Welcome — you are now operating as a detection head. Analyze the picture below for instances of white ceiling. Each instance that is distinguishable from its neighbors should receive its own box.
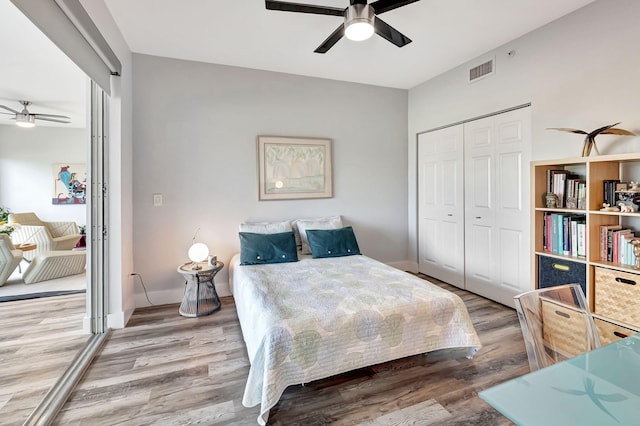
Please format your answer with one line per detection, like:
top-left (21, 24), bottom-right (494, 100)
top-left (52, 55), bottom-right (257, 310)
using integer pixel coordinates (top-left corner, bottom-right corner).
top-left (0, 0), bottom-right (596, 130)
top-left (0, 2), bottom-right (88, 128)
top-left (104, 0), bottom-right (595, 89)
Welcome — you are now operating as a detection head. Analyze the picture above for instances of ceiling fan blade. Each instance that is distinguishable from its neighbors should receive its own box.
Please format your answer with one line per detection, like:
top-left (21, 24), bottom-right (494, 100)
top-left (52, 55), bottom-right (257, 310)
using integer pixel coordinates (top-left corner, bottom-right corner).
top-left (374, 16), bottom-right (412, 47)
top-left (34, 113), bottom-right (72, 119)
top-left (369, 0), bottom-right (420, 14)
top-left (314, 24), bottom-right (345, 54)
top-left (0, 111), bottom-right (15, 116)
top-left (0, 105), bottom-right (19, 114)
top-left (36, 117), bottom-right (71, 124)
top-left (266, 1), bottom-right (344, 16)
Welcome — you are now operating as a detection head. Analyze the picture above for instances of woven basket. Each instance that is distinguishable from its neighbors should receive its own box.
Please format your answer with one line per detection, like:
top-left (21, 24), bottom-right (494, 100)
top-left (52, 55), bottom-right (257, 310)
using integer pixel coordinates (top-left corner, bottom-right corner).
top-left (594, 317), bottom-right (638, 345)
top-left (594, 267), bottom-right (640, 327)
top-left (541, 297), bottom-right (590, 358)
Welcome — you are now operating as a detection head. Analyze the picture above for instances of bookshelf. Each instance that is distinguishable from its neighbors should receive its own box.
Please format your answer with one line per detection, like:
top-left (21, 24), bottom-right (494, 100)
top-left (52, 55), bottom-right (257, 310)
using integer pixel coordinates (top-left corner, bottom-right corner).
top-left (532, 153), bottom-right (640, 343)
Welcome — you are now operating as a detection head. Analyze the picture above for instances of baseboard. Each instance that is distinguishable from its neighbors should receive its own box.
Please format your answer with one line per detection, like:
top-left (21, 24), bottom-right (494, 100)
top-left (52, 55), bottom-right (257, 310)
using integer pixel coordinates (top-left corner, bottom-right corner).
top-left (387, 260), bottom-right (416, 272)
top-left (134, 287), bottom-right (183, 308)
top-left (107, 309), bottom-right (131, 329)
top-left (83, 309), bottom-right (133, 331)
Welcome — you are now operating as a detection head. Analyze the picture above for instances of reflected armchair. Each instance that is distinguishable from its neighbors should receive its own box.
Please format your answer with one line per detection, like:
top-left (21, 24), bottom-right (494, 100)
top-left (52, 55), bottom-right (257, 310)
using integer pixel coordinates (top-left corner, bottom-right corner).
top-left (0, 234), bottom-right (22, 286)
top-left (8, 212), bottom-right (81, 261)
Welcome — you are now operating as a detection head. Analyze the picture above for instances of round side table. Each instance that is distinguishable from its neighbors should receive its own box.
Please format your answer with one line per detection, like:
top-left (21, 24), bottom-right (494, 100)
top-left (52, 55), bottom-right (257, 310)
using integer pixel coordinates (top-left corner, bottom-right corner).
top-left (176, 261), bottom-right (223, 317)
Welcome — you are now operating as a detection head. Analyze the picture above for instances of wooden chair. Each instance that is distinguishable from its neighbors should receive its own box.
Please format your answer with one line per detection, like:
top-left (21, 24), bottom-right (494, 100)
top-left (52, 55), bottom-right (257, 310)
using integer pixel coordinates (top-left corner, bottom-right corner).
top-left (514, 284), bottom-right (601, 372)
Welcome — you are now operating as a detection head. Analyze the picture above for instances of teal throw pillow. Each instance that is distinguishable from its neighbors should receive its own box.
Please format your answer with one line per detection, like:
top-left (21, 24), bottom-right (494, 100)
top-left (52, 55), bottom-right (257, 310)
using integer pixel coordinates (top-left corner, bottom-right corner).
top-left (306, 226), bottom-right (361, 258)
top-left (239, 231), bottom-right (298, 265)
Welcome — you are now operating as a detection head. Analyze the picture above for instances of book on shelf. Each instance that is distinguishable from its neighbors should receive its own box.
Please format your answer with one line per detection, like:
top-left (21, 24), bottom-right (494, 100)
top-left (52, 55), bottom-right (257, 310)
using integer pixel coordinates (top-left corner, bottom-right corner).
top-left (598, 224), bottom-right (638, 264)
top-left (566, 177), bottom-right (586, 209)
top-left (570, 219), bottom-right (578, 257)
top-left (576, 221), bottom-right (586, 258)
top-left (553, 171), bottom-right (568, 208)
top-left (545, 169), bottom-right (585, 209)
top-left (542, 212), bottom-right (585, 256)
top-left (603, 179), bottom-right (621, 207)
top-left (619, 231), bottom-right (635, 266)
top-left (563, 215), bottom-right (570, 255)
top-left (600, 224), bottom-right (622, 261)
top-left (625, 234), bottom-right (638, 266)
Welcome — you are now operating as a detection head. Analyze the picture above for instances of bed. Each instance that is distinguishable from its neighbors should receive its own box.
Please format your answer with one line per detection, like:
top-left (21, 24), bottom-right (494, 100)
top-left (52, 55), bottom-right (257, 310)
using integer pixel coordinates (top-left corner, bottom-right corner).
top-left (230, 226), bottom-right (481, 425)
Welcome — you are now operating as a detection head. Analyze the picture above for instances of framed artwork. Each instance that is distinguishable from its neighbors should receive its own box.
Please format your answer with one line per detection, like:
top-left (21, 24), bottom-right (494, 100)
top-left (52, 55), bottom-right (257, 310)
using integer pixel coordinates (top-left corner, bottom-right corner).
top-left (257, 135), bottom-right (333, 200)
top-left (53, 163), bottom-right (87, 205)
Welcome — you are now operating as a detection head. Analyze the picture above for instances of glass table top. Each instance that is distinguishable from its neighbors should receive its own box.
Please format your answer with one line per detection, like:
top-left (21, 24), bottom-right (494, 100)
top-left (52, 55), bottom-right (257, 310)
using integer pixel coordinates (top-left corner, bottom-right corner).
top-left (479, 333), bottom-right (640, 425)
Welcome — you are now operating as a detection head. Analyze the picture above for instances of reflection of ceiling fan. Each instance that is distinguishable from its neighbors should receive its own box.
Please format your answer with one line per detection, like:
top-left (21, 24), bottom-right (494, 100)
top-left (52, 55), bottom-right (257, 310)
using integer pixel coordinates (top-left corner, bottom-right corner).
top-left (0, 100), bottom-right (71, 128)
top-left (266, 0), bottom-right (420, 53)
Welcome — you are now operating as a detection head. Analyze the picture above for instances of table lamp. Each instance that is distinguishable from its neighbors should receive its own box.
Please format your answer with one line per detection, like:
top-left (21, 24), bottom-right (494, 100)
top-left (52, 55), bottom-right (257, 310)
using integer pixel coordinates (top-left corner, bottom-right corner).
top-left (188, 242), bottom-right (209, 270)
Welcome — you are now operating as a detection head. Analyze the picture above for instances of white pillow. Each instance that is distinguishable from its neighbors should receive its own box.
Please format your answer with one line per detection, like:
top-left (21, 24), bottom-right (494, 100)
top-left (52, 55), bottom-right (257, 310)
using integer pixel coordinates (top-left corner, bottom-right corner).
top-left (239, 220), bottom-right (292, 234)
top-left (294, 216), bottom-right (343, 254)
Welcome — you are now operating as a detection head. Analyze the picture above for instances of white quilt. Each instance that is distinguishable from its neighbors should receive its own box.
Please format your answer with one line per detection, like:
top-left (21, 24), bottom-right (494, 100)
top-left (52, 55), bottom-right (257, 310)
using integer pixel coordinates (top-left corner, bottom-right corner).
top-left (231, 254), bottom-right (481, 425)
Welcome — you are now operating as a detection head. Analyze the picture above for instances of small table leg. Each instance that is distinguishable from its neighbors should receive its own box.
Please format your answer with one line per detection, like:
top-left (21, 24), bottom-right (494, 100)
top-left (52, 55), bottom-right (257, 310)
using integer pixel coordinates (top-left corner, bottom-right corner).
top-left (179, 273), bottom-right (221, 317)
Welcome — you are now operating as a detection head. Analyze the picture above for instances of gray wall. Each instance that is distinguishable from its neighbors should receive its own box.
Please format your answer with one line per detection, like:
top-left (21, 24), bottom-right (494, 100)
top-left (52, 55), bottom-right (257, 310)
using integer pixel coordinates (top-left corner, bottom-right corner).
top-left (407, 0), bottom-right (640, 267)
top-left (0, 125), bottom-right (88, 226)
top-left (132, 54), bottom-right (408, 304)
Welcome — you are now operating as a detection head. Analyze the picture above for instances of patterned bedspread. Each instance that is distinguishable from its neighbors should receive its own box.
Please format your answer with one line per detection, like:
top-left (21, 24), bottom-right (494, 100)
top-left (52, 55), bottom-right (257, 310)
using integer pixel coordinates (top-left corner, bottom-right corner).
top-left (231, 255), bottom-right (481, 425)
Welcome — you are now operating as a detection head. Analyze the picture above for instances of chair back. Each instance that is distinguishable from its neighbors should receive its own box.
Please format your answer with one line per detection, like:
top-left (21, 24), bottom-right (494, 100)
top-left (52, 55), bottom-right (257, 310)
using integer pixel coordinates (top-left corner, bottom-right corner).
top-left (8, 212), bottom-right (44, 226)
top-left (514, 284), bottom-right (601, 372)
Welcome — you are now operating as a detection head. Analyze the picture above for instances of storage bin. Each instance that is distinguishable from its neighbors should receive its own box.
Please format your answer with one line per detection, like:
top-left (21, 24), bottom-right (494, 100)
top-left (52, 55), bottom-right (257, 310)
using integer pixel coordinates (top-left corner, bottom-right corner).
top-left (594, 267), bottom-right (640, 328)
top-left (594, 317), bottom-right (638, 345)
top-left (538, 255), bottom-right (586, 295)
top-left (541, 297), bottom-right (590, 357)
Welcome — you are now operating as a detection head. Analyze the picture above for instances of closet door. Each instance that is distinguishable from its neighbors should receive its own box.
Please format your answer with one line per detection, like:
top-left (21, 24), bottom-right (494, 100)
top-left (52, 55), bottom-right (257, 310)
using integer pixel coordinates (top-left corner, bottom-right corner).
top-left (418, 125), bottom-right (465, 288)
top-left (464, 108), bottom-right (531, 306)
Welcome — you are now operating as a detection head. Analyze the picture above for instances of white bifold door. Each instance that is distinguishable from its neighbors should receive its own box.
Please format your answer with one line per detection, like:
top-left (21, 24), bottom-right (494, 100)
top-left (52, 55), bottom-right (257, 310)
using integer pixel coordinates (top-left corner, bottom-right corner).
top-left (464, 108), bottom-right (531, 307)
top-left (417, 125), bottom-right (465, 288)
top-left (418, 107), bottom-right (531, 307)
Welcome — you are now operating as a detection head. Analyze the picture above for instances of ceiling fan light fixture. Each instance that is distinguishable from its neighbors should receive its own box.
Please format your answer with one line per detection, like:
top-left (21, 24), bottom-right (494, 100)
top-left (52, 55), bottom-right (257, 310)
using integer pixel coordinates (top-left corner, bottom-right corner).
top-left (15, 113), bottom-right (35, 128)
top-left (344, 4), bottom-right (374, 41)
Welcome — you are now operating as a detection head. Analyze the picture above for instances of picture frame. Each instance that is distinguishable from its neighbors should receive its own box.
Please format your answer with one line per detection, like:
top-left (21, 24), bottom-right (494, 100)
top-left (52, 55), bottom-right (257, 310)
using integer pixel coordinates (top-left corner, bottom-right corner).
top-left (52, 163), bottom-right (87, 205)
top-left (257, 135), bottom-right (333, 200)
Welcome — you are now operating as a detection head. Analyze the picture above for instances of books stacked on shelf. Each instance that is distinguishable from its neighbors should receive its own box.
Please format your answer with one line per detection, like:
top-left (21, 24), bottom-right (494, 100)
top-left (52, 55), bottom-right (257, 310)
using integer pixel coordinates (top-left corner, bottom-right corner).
top-left (566, 176), bottom-right (586, 210)
top-left (603, 179), bottom-right (621, 207)
top-left (542, 212), bottom-right (586, 257)
top-left (546, 169), bottom-right (585, 209)
top-left (599, 225), bottom-right (637, 266)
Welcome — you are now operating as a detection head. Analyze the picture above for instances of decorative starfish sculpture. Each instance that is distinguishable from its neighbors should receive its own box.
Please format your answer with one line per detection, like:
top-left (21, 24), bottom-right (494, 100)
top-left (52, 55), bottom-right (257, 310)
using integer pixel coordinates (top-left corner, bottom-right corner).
top-left (548, 122), bottom-right (636, 157)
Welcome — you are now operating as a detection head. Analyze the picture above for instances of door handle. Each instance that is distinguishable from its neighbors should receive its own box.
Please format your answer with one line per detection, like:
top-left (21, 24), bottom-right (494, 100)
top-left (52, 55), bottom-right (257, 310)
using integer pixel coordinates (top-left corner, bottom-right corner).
top-left (475, 216), bottom-right (482, 219)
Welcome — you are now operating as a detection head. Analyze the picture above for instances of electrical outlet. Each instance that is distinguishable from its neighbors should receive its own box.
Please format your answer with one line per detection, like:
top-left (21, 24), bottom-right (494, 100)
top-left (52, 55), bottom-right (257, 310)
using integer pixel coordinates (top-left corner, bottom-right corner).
top-left (153, 193), bottom-right (163, 207)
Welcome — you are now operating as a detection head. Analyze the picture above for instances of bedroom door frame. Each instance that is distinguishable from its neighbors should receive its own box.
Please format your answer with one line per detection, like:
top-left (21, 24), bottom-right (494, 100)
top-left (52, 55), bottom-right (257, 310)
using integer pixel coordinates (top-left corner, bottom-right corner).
top-left (89, 80), bottom-right (109, 334)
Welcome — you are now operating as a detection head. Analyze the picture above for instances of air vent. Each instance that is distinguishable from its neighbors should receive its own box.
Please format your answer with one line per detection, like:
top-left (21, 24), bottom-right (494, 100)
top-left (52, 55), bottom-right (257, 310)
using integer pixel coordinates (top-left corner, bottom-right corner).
top-left (469, 59), bottom-right (494, 82)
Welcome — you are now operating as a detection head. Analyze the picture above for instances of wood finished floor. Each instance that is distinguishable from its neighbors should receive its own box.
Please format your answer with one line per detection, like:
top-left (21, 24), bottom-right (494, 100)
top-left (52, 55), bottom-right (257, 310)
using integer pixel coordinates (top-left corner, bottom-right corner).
top-left (0, 293), bottom-right (88, 423)
top-left (30, 277), bottom-right (528, 425)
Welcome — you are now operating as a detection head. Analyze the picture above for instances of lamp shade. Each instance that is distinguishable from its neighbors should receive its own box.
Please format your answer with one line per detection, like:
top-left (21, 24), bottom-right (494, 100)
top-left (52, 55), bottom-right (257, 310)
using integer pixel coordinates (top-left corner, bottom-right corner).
top-left (16, 114), bottom-right (36, 128)
top-left (344, 4), bottom-right (374, 41)
top-left (188, 242), bottom-right (209, 263)
top-left (345, 22), bottom-right (374, 41)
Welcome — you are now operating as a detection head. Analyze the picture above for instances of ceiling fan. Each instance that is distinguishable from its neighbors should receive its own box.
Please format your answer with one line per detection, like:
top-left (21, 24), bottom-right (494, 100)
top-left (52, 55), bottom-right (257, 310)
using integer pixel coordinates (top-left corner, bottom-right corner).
top-left (265, 0), bottom-right (420, 53)
top-left (0, 100), bottom-right (71, 128)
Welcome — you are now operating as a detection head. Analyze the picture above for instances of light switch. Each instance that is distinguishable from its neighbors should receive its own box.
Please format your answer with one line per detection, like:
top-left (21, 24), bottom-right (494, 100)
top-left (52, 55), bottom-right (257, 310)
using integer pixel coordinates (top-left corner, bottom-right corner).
top-left (153, 193), bottom-right (163, 207)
